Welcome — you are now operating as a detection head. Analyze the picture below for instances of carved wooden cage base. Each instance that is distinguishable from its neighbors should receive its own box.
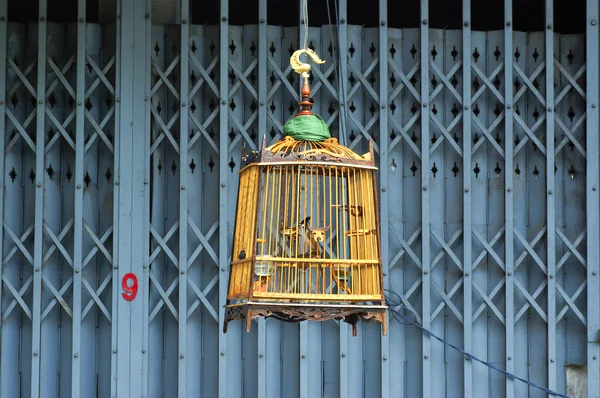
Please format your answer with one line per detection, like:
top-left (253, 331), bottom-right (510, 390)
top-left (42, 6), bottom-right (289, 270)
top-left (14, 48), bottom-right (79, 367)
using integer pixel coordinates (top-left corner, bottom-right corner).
top-left (224, 302), bottom-right (388, 336)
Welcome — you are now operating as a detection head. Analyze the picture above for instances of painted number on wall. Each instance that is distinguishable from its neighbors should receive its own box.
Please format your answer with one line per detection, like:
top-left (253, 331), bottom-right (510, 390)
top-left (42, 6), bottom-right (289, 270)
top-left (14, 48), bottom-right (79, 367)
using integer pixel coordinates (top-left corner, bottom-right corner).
top-left (122, 273), bottom-right (138, 301)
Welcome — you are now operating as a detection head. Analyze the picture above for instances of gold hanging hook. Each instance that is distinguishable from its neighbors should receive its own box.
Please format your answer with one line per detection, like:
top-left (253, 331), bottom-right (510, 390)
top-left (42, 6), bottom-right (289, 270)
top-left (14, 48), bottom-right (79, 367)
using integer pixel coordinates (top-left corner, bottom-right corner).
top-left (290, 48), bottom-right (326, 84)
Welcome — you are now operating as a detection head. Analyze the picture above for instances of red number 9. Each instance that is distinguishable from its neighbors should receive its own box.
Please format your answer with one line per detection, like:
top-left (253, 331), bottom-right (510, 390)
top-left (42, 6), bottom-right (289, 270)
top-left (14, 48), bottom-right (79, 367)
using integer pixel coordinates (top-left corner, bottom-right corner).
top-left (122, 273), bottom-right (138, 301)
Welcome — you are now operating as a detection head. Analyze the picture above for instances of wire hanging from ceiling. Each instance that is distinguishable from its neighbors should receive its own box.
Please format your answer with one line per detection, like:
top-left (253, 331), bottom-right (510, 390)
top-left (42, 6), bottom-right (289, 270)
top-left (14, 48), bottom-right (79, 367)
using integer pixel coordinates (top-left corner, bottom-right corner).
top-left (301, 0), bottom-right (309, 50)
top-left (324, 0), bottom-right (348, 146)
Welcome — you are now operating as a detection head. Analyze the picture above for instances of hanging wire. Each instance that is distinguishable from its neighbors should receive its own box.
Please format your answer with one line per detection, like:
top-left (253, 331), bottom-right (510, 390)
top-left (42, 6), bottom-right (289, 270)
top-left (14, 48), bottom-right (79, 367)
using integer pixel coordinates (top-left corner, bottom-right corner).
top-left (325, 0), bottom-right (348, 146)
top-left (301, 0), bottom-right (309, 50)
top-left (384, 288), bottom-right (570, 398)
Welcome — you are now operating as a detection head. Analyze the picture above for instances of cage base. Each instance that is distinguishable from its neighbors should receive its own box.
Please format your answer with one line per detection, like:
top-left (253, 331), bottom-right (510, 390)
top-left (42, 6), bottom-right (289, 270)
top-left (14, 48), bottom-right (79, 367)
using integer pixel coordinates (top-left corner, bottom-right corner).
top-left (224, 301), bottom-right (387, 336)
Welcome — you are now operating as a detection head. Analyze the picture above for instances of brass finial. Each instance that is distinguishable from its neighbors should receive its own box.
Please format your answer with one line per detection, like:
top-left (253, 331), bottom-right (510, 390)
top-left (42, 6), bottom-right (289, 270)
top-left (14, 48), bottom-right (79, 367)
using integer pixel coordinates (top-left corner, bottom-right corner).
top-left (290, 48), bottom-right (325, 116)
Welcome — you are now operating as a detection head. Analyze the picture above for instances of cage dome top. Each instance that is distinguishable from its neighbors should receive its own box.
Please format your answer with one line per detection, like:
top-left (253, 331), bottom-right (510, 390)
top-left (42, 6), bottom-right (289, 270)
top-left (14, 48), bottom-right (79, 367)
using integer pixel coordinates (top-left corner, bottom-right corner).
top-left (241, 47), bottom-right (376, 170)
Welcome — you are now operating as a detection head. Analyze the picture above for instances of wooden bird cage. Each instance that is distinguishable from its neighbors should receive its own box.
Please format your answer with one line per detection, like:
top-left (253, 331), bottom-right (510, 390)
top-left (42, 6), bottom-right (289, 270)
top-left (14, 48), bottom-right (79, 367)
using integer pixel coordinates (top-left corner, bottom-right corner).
top-left (223, 135), bottom-right (387, 336)
top-left (223, 49), bottom-right (387, 336)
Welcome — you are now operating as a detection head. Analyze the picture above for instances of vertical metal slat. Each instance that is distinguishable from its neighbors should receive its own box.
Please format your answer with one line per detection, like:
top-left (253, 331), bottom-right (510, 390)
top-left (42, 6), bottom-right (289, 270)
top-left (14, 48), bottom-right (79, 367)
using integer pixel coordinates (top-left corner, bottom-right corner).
top-left (0, 4), bottom-right (7, 375)
top-left (586, 0), bottom-right (600, 396)
top-left (420, 1), bottom-right (431, 397)
top-left (31, 2), bottom-right (48, 396)
top-left (462, 2), bottom-right (473, 397)
top-left (503, 1), bottom-right (515, 397)
top-left (378, 1), bottom-right (390, 397)
top-left (257, 0), bottom-right (267, 389)
top-left (131, 0), bottom-right (150, 395)
top-left (111, 1), bottom-right (123, 396)
top-left (219, 1), bottom-right (229, 397)
top-left (337, 1), bottom-right (350, 396)
top-left (179, 2), bottom-right (190, 396)
top-left (544, 0), bottom-right (557, 392)
top-left (71, 0), bottom-right (87, 395)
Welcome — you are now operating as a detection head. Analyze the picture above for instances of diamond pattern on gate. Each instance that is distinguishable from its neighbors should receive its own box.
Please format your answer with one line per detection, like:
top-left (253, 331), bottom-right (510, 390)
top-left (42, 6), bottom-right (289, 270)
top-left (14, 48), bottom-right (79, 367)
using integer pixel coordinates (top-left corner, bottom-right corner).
top-left (553, 41), bottom-right (587, 326)
top-left (39, 43), bottom-right (78, 321)
top-left (386, 32), bottom-right (423, 322)
top-left (186, 30), bottom-right (221, 322)
top-left (470, 44), bottom-right (506, 159)
top-left (427, 35), bottom-right (465, 324)
top-left (428, 40), bottom-right (463, 158)
top-left (149, 28), bottom-right (220, 323)
top-left (2, 43), bottom-right (38, 323)
top-left (266, 36), bottom-right (298, 143)
top-left (80, 40), bottom-right (116, 323)
top-left (387, 41), bottom-right (422, 157)
top-left (512, 44), bottom-right (547, 156)
top-left (469, 38), bottom-right (508, 326)
top-left (346, 39), bottom-right (380, 153)
top-left (227, 32), bottom-right (259, 153)
top-left (149, 30), bottom-right (184, 323)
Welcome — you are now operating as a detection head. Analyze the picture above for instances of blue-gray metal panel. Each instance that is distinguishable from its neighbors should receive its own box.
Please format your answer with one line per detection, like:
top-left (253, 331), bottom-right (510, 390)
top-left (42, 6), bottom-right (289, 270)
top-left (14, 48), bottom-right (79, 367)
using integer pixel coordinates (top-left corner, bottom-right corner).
top-left (503, 1), bottom-right (515, 396)
top-left (524, 29), bottom-right (548, 397)
top-left (257, 1), bottom-right (267, 393)
top-left (385, 24), bottom-right (405, 398)
top-left (484, 29), bottom-right (507, 398)
top-left (586, 1), bottom-right (600, 397)
top-left (114, 0), bottom-right (143, 395)
top-left (180, 3), bottom-right (190, 396)
top-left (553, 29), bottom-right (567, 392)
top-left (165, 24), bottom-right (182, 397)
top-left (428, 27), bottom-right (445, 398)
top-left (557, 31), bottom-right (587, 387)
top-left (32, 2), bottom-right (48, 397)
top-left (545, 3), bottom-right (557, 391)
top-left (77, 22), bottom-right (105, 398)
top-left (200, 24), bottom-right (221, 398)
top-left (0, 19), bottom-right (27, 398)
top-left (44, 22), bottom-right (68, 398)
top-left (186, 23), bottom-right (207, 398)
top-left (97, 22), bottom-right (116, 398)
top-left (469, 28), bottom-right (489, 396)
top-left (0, 2), bottom-right (7, 394)
top-left (397, 27), bottom-right (422, 398)
top-left (512, 29), bottom-right (530, 398)
top-left (420, 1), bottom-right (431, 396)
top-left (110, 3), bottom-right (122, 396)
top-left (462, 3), bottom-right (473, 396)
top-left (218, 2), bottom-right (229, 397)
top-left (443, 28), bottom-right (466, 397)
top-left (131, 1), bottom-right (150, 395)
top-left (46, 21), bottom-right (70, 398)
top-left (71, 2), bottom-right (87, 396)
top-left (147, 24), bottom-right (166, 397)
top-left (378, 2), bottom-right (390, 397)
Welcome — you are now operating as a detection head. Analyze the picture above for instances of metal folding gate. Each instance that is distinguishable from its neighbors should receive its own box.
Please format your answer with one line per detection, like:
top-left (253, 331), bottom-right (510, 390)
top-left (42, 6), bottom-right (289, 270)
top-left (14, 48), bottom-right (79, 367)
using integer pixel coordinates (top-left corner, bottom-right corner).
top-left (0, 0), bottom-right (599, 397)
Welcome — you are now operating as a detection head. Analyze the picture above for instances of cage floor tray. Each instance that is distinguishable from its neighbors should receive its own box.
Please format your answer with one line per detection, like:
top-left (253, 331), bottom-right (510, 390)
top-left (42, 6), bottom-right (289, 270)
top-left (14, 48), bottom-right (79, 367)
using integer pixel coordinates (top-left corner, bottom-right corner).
top-left (224, 301), bottom-right (387, 336)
